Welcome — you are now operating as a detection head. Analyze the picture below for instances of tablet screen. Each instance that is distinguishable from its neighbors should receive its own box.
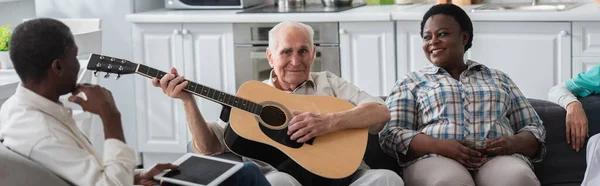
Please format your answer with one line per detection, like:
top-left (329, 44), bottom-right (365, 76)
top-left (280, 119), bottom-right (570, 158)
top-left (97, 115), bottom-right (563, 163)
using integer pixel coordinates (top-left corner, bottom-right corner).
top-left (162, 156), bottom-right (236, 185)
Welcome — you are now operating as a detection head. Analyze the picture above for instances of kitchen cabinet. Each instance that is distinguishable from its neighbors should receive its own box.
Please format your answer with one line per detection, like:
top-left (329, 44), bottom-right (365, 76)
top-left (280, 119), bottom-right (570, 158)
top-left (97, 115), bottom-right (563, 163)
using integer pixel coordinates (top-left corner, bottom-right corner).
top-left (467, 22), bottom-right (571, 100)
top-left (573, 22), bottom-right (600, 76)
top-left (131, 23), bottom-right (234, 167)
top-left (339, 21), bottom-right (397, 97)
top-left (573, 22), bottom-right (600, 57)
top-left (396, 21), bottom-right (571, 100)
top-left (573, 57), bottom-right (600, 76)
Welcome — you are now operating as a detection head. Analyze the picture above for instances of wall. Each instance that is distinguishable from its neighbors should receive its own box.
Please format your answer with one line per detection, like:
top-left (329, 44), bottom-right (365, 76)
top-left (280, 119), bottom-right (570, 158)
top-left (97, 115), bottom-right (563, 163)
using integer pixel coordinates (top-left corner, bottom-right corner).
top-left (0, 0), bottom-right (36, 28)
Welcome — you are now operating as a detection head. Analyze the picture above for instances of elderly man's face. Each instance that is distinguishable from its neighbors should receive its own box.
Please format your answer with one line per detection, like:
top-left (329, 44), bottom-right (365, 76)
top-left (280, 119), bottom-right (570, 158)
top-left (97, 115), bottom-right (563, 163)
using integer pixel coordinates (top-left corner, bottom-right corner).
top-left (267, 26), bottom-right (315, 88)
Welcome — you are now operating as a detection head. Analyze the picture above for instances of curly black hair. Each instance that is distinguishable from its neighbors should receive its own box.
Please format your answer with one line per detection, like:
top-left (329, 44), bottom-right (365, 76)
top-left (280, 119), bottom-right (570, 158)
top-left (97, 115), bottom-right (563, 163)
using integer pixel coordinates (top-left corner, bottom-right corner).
top-left (420, 3), bottom-right (473, 52)
top-left (9, 18), bottom-right (74, 84)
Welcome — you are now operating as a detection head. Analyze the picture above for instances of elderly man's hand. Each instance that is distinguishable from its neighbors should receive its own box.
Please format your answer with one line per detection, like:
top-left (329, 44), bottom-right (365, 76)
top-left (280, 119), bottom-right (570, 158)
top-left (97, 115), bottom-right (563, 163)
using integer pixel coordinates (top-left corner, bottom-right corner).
top-left (287, 111), bottom-right (335, 143)
top-left (151, 67), bottom-right (194, 103)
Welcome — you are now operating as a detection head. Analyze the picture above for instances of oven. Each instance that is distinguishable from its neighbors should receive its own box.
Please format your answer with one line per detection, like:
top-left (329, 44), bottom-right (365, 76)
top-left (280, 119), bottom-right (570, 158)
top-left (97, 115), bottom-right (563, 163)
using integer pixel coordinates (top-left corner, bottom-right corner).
top-left (233, 22), bottom-right (341, 90)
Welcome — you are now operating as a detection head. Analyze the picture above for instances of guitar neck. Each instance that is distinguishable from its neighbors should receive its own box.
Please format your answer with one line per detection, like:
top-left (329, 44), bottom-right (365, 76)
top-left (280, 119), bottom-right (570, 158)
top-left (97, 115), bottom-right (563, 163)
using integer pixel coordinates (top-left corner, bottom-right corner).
top-left (135, 64), bottom-right (262, 115)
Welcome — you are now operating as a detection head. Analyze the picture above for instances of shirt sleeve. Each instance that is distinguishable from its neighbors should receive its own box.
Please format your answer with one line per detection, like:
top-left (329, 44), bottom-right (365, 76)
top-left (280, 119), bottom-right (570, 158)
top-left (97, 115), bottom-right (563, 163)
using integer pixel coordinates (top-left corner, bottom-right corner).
top-left (325, 71), bottom-right (385, 106)
top-left (548, 82), bottom-right (580, 109)
top-left (502, 72), bottom-right (547, 163)
top-left (378, 76), bottom-right (420, 158)
top-left (29, 137), bottom-right (136, 186)
top-left (566, 63), bottom-right (600, 97)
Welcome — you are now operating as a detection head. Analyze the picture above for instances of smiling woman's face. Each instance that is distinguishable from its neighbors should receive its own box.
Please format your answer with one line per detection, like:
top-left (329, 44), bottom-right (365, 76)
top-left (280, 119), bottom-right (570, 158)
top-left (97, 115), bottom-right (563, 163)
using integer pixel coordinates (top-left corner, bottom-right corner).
top-left (421, 14), bottom-right (469, 68)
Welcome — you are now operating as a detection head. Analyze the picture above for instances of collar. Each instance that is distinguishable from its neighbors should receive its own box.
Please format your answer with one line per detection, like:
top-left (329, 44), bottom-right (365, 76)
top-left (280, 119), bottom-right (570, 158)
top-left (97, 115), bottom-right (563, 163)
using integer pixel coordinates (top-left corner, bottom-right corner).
top-left (267, 70), bottom-right (315, 91)
top-left (14, 84), bottom-right (73, 123)
top-left (422, 59), bottom-right (488, 75)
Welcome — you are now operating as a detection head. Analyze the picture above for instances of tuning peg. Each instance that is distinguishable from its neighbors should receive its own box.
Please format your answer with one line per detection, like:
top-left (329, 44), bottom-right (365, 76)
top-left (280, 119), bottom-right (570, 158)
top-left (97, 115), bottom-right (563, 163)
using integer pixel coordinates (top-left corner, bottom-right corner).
top-left (104, 73), bottom-right (110, 79)
top-left (115, 74), bottom-right (121, 80)
top-left (93, 70), bottom-right (99, 77)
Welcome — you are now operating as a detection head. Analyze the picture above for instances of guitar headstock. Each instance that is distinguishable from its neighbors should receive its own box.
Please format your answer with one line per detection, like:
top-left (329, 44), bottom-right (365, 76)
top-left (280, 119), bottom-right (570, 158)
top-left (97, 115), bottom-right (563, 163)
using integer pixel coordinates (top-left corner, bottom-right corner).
top-left (87, 53), bottom-right (138, 79)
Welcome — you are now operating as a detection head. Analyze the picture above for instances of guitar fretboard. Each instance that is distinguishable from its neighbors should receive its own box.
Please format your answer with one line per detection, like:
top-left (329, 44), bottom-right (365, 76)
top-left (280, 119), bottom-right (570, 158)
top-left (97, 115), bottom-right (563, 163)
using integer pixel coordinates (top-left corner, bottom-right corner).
top-left (136, 64), bottom-right (262, 115)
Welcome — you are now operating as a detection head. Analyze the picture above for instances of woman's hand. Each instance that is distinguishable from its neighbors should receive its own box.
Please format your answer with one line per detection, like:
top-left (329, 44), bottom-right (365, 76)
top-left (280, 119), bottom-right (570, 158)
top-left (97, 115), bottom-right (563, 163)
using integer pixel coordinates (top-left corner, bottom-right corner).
top-left (566, 101), bottom-right (588, 152)
top-left (435, 139), bottom-right (486, 169)
top-left (485, 136), bottom-right (516, 155)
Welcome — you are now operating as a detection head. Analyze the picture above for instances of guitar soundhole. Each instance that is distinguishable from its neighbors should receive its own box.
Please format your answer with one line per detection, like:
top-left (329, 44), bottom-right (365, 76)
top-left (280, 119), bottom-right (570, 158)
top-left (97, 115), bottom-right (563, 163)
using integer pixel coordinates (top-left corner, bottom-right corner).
top-left (259, 106), bottom-right (287, 127)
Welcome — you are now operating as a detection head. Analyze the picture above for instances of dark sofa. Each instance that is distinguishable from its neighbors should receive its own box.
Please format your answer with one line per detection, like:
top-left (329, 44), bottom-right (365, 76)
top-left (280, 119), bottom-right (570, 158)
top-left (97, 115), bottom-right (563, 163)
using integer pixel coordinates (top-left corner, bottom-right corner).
top-left (182, 95), bottom-right (600, 185)
top-left (364, 95), bottom-right (600, 186)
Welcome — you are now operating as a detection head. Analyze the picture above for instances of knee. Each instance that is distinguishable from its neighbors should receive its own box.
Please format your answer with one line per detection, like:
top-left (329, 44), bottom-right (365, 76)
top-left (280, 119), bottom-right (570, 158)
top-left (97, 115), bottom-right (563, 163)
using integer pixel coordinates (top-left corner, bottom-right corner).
top-left (368, 170), bottom-right (404, 186)
top-left (588, 134), bottom-right (600, 151)
top-left (265, 172), bottom-right (300, 186)
top-left (430, 171), bottom-right (474, 186)
top-left (479, 162), bottom-right (539, 186)
top-left (502, 165), bottom-right (539, 186)
top-left (409, 168), bottom-right (473, 186)
top-left (242, 162), bottom-right (261, 171)
top-left (239, 162), bottom-right (262, 176)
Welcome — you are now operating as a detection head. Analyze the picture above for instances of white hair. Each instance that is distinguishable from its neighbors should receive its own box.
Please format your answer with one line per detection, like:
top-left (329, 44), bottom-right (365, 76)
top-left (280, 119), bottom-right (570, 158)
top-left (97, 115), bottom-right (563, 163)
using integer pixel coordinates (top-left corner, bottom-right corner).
top-left (268, 21), bottom-right (314, 51)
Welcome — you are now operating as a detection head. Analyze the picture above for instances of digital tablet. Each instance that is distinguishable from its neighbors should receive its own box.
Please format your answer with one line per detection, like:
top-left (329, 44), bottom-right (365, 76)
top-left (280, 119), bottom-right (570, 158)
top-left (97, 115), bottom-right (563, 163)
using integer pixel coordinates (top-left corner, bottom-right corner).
top-left (154, 153), bottom-right (244, 186)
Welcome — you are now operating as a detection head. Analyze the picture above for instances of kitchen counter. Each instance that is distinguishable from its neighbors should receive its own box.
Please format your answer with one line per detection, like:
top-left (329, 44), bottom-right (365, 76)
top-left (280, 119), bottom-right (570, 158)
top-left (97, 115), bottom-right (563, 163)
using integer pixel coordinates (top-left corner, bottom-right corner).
top-left (127, 3), bottom-right (600, 23)
top-left (126, 4), bottom-right (416, 23)
top-left (391, 3), bottom-right (600, 21)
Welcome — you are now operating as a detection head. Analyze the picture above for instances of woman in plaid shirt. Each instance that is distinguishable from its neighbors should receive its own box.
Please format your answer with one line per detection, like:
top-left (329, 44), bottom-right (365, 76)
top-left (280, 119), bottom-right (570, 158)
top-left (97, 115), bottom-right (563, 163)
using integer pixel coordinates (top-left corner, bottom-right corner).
top-left (379, 4), bottom-right (546, 186)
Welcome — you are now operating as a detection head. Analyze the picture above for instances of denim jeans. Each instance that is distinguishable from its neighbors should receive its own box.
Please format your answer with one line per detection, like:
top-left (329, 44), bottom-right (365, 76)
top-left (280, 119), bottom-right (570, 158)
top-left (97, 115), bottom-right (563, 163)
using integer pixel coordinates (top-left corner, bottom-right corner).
top-left (219, 162), bottom-right (271, 186)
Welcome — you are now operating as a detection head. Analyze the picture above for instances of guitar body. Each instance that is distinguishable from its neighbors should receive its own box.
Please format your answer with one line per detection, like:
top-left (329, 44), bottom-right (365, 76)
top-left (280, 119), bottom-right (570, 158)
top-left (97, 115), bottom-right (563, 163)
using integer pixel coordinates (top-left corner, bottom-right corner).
top-left (223, 81), bottom-right (368, 180)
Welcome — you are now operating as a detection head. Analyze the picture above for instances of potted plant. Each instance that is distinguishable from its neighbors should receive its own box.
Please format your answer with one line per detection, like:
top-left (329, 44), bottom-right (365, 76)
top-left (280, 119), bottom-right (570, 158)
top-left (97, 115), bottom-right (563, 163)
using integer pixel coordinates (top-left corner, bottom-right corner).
top-left (0, 24), bottom-right (12, 69)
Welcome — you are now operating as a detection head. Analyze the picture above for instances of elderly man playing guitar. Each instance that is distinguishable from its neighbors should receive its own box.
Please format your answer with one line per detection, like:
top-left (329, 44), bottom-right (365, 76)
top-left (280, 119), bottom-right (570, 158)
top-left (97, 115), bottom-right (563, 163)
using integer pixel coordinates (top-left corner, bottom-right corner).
top-left (152, 21), bottom-right (404, 186)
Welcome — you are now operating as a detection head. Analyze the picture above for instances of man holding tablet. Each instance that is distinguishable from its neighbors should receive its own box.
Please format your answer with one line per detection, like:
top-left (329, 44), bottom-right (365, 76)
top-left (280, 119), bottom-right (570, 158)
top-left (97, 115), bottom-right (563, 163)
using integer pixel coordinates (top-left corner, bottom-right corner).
top-left (156, 153), bottom-right (271, 186)
top-left (0, 18), bottom-right (270, 186)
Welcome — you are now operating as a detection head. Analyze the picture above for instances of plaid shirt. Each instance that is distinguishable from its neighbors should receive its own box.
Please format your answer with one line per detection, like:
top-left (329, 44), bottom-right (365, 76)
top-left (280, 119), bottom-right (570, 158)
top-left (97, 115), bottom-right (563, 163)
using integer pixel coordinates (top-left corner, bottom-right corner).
top-left (379, 60), bottom-right (546, 168)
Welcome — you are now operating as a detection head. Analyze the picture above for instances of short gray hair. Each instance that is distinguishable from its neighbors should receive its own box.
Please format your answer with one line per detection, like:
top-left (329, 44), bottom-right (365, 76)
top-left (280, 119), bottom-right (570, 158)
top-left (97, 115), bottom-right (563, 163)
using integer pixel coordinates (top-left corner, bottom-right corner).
top-left (268, 21), bottom-right (314, 51)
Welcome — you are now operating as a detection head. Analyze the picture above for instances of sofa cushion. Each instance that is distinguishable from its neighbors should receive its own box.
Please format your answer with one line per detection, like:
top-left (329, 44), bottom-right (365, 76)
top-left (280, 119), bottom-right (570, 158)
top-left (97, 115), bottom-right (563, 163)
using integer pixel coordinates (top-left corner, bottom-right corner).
top-left (0, 142), bottom-right (70, 185)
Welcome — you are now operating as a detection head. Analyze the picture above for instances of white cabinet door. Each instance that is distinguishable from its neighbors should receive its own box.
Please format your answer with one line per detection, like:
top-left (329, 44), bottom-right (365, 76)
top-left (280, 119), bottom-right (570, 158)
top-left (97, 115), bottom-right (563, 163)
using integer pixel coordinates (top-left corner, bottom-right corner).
top-left (573, 22), bottom-right (600, 57)
top-left (396, 21), bottom-right (429, 77)
top-left (467, 22), bottom-right (571, 100)
top-left (339, 22), bottom-right (396, 97)
top-left (573, 57), bottom-right (600, 77)
top-left (182, 23), bottom-right (235, 125)
top-left (132, 23), bottom-right (189, 155)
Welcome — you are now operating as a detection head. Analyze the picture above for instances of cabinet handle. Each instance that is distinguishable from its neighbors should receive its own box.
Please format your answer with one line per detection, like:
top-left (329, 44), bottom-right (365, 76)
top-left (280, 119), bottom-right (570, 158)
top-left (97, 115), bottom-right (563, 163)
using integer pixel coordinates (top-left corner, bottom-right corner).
top-left (173, 29), bottom-right (180, 35)
top-left (559, 30), bottom-right (569, 36)
top-left (339, 29), bottom-right (347, 35)
top-left (182, 29), bottom-right (189, 35)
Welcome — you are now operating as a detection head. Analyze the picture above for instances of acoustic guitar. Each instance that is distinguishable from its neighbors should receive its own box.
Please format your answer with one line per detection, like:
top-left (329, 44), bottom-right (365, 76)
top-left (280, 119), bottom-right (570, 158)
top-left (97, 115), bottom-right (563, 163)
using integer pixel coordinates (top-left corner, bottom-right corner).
top-left (86, 54), bottom-right (368, 180)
